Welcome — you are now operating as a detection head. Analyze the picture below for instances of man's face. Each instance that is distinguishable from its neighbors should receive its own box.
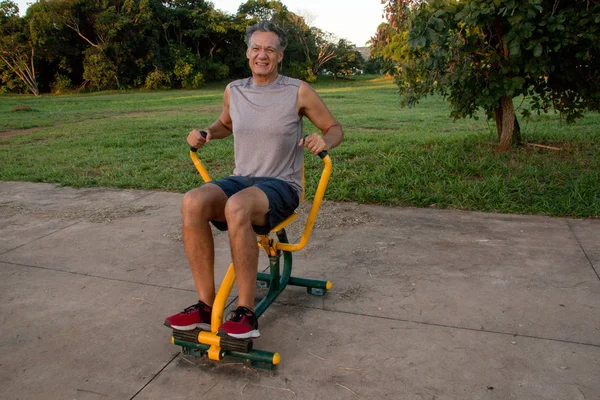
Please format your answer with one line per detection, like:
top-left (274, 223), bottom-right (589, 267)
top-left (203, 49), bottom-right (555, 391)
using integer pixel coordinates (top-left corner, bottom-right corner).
top-left (246, 31), bottom-right (283, 79)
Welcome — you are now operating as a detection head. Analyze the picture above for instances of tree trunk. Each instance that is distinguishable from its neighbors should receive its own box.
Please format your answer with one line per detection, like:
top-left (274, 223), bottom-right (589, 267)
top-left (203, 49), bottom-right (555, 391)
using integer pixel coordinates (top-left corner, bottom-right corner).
top-left (495, 96), bottom-right (516, 152)
top-left (513, 115), bottom-right (522, 146)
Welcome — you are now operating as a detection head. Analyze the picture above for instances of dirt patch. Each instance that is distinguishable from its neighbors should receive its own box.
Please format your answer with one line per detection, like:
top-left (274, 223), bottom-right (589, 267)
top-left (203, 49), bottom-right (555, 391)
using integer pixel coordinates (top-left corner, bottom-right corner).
top-left (197, 105), bottom-right (222, 114)
top-left (0, 202), bottom-right (159, 223)
top-left (163, 226), bottom-right (183, 243)
top-left (251, 200), bottom-right (378, 243)
top-left (311, 200), bottom-right (375, 230)
top-left (338, 284), bottom-right (365, 300)
top-left (12, 105), bottom-right (33, 112)
top-left (0, 127), bottom-right (41, 139)
top-left (0, 107), bottom-right (211, 139)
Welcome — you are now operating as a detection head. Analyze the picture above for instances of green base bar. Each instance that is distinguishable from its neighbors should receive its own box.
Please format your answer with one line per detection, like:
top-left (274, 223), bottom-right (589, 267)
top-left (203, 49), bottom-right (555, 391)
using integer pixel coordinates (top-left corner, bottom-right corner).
top-left (174, 339), bottom-right (209, 351)
top-left (257, 272), bottom-right (329, 290)
top-left (174, 339), bottom-right (277, 368)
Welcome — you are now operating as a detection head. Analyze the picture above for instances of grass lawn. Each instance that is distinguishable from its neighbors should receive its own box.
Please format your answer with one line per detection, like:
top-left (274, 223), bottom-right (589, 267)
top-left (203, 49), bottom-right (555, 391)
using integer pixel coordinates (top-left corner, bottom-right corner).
top-left (1, 75), bottom-right (599, 217)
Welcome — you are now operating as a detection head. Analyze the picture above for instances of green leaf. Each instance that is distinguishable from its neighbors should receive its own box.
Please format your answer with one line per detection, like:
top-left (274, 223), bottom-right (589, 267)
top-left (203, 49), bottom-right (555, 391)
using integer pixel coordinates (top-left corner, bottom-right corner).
top-left (509, 40), bottom-right (521, 58)
top-left (533, 43), bottom-right (542, 57)
top-left (512, 77), bottom-right (525, 89)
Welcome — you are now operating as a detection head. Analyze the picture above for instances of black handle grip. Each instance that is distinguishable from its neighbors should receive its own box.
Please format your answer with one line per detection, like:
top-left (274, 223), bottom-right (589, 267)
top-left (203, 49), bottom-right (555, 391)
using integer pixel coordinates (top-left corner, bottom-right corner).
top-left (190, 130), bottom-right (208, 153)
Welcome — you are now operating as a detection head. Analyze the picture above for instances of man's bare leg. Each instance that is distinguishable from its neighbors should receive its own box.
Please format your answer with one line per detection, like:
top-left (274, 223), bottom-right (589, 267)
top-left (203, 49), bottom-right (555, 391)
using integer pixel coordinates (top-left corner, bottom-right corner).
top-left (181, 184), bottom-right (228, 306)
top-left (223, 187), bottom-right (269, 310)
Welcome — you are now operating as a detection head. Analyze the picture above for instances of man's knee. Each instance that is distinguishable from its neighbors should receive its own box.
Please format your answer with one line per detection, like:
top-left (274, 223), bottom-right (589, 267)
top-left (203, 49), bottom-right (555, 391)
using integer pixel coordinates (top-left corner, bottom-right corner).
top-left (181, 189), bottom-right (202, 214)
top-left (224, 196), bottom-right (251, 226)
top-left (181, 186), bottom-right (225, 220)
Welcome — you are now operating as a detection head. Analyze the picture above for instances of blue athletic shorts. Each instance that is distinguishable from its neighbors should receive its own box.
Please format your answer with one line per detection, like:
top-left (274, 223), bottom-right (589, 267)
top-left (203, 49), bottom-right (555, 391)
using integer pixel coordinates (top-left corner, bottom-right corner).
top-left (209, 176), bottom-right (300, 235)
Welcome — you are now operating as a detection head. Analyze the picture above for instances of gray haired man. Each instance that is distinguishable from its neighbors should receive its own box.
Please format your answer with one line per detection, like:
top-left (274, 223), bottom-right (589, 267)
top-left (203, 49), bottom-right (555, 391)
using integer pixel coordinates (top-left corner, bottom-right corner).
top-left (165, 20), bottom-right (343, 339)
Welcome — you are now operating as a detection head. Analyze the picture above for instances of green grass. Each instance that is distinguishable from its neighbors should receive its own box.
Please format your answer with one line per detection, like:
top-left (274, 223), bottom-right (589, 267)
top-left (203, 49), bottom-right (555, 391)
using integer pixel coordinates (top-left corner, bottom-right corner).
top-left (1, 75), bottom-right (599, 217)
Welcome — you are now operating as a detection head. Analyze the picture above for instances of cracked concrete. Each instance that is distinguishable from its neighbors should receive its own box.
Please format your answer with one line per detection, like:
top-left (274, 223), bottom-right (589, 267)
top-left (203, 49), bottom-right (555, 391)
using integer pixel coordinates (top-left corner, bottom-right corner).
top-left (1, 181), bottom-right (599, 400)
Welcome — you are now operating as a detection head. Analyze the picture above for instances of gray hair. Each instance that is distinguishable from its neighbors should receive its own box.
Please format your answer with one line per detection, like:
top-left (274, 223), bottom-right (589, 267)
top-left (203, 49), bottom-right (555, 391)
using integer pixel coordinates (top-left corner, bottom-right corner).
top-left (245, 20), bottom-right (288, 51)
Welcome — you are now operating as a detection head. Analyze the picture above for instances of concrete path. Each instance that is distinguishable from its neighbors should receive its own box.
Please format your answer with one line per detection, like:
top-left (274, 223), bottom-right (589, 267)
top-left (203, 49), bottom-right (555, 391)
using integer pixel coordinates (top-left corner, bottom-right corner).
top-left (1, 181), bottom-right (599, 400)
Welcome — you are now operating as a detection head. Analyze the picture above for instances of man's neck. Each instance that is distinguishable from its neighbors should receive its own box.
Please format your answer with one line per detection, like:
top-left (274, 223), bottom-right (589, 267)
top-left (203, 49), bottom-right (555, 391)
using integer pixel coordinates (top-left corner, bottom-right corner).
top-left (252, 73), bottom-right (279, 86)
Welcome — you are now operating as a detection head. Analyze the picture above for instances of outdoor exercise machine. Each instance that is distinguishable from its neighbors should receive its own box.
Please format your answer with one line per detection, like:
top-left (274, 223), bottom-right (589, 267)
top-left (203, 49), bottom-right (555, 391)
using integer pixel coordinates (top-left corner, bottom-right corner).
top-left (170, 132), bottom-right (333, 370)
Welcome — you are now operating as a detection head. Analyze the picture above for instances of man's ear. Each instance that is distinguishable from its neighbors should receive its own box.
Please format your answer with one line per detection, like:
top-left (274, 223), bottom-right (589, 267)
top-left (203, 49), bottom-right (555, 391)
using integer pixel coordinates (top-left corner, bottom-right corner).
top-left (246, 47), bottom-right (251, 60)
top-left (278, 51), bottom-right (283, 63)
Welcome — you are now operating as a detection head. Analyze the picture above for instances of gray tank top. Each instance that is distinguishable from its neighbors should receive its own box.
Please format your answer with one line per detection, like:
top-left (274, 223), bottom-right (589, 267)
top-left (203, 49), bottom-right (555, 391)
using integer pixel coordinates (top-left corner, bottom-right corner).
top-left (228, 75), bottom-right (303, 195)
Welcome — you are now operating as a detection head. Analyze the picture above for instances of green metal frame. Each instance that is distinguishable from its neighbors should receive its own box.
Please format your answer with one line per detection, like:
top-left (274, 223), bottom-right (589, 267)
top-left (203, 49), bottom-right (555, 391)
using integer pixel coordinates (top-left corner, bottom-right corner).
top-left (173, 229), bottom-right (329, 370)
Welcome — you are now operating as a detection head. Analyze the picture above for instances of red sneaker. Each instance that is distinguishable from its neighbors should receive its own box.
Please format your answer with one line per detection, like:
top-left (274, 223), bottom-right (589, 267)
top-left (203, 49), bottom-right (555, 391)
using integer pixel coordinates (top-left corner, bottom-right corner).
top-left (218, 306), bottom-right (260, 339)
top-left (164, 301), bottom-right (212, 331)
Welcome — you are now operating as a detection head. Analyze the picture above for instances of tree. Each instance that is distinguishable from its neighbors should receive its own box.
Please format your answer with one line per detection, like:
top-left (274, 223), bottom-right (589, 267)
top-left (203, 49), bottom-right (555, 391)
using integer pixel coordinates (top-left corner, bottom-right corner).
top-left (309, 28), bottom-right (336, 75)
top-left (386, 0), bottom-right (600, 151)
top-left (323, 38), bottom-right (364, 79)
top-left (46, 0), bottom-right (167, 90)
top-left (0, 0), bottom-right (40, 95)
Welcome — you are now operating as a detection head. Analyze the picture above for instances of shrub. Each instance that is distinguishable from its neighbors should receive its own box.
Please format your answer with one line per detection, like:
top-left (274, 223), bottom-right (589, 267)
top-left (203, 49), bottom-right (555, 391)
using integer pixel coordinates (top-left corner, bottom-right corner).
top-left (50, 74), bottom-right (73, 94)
top-left (287, 61), bottom-right (317, 83)
top-left (200, 60), bottom-right (229, 81)
top-left (83, 51), bottom-right (118, 91)
top-left (144, 68), bottom-right (171, 90)
top-left (174, 59), bottom-right (204, 89)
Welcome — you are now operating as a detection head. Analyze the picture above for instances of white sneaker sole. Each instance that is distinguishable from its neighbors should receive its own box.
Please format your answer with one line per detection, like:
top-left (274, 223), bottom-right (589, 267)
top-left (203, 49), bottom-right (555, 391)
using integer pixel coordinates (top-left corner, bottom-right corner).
top-left (170, 322), bottom-right (211, 331)
top-left (223, 329), bottom-right (260, 339)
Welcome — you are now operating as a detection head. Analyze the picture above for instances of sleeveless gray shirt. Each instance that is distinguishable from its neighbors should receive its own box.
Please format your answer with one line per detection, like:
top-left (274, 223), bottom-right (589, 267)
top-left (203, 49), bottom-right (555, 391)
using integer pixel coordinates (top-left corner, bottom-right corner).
top-left (228, 75), bottom-right (303, 195)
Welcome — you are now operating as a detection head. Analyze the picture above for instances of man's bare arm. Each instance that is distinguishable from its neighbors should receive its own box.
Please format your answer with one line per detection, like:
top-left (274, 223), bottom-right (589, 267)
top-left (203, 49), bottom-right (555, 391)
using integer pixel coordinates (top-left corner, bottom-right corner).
top-left (297, 81), bottom-right (343, 155)
top-left (187, 85), bottom-right (233, 149)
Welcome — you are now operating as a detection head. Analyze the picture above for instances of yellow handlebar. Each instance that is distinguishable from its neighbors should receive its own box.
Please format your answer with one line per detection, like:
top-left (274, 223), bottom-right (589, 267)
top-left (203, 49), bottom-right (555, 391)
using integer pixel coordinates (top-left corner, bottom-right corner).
top-left (276, 154), bottom-right (331, 252)
top-left (190, 149), bottom-right (212, 183)
top-left (189, 146), bottom-right (332, 251)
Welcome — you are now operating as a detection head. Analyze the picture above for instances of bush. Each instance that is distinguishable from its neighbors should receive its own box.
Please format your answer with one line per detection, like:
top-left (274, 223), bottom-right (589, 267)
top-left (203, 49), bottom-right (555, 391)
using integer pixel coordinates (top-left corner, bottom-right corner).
top-left (363, 56), bottom-right (385, 75)
top-left (50, 74), bottom-right (73, 94)
top-left (287, 61), bottom-right (317, 83)
top-left (200, 60), bottom-right (229, 81)
top-left (0, 62), bottom-right (28, 94)
top-left (144, 68), bottom-right (171, 90)
top-left (83, 51), bottom-right (119, 91)
top-left (173, 59), bottom-right (204, 89)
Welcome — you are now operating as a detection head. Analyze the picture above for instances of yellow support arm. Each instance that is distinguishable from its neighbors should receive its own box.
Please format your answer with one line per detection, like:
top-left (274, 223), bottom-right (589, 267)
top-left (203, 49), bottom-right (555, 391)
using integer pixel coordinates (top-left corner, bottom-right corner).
top-left (276, 154), bottom-right (332, 252)
top-left (190, 149), bottom-right (212, 183)
top-left (189, 144), bottom-right (333, 254)
top-left (211, 263), bottom-right (236, 332)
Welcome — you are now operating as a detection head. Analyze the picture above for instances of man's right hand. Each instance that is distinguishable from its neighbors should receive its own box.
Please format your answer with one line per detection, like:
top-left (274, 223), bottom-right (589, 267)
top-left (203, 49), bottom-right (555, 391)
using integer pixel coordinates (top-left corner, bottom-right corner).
top-left (187, 129), bottom-right (211, 149)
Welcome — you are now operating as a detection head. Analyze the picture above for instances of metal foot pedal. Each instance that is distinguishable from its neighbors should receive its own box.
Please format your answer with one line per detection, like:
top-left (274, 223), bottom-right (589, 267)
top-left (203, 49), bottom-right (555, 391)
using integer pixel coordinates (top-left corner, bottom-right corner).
top-left (172, 329), bottom-right (253, 353)
top-left (172, 328), bottom-right (201, 342)
top-left (217, 332), bottom-right (254, 353)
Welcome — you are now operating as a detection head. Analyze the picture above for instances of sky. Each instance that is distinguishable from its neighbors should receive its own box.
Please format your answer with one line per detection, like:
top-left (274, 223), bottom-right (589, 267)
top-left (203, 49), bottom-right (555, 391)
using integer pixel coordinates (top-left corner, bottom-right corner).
top-left (16, 0), bottom-right (386, 46)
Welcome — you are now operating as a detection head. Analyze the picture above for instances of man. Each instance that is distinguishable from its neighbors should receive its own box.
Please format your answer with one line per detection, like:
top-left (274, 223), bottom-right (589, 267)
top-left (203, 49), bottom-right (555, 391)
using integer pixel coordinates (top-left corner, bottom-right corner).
top-left (165, 20), bottom-right (343, 339)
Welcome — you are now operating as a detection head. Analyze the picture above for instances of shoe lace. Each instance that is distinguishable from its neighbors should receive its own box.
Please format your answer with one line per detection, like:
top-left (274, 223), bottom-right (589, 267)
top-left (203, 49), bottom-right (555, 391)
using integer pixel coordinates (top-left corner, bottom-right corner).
top-left (227, 307), bottom-right (248, 323)
top-left (182, 303), bottom-right (200, 314)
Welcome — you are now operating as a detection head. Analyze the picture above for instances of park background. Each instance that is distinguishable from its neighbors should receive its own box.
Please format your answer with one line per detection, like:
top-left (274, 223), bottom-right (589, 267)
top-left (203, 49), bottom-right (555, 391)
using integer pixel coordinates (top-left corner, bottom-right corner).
top-left (1, 0), bottom-right (599, 218)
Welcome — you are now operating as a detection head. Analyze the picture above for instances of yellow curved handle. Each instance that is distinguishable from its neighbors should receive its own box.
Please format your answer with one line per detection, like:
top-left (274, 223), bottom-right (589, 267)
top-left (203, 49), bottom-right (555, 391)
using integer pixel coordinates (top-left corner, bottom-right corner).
top-left (211, 263), bottom-right (236, 332)
top-left (190, 149), bottom-right (333, 253)
top-left (277, 154), bottom-right (332, 252)
top-left (190, 150), bottom-right (212, 183)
